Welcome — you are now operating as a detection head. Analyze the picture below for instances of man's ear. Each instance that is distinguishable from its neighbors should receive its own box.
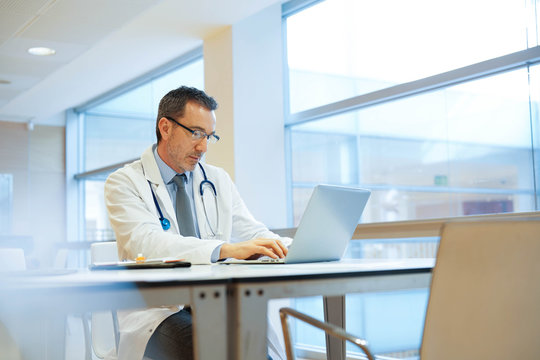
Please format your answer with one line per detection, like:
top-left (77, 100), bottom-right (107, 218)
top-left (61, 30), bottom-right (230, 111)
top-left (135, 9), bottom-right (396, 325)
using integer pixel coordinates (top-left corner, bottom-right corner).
top-left (158, 117), bottom-right (172, 141)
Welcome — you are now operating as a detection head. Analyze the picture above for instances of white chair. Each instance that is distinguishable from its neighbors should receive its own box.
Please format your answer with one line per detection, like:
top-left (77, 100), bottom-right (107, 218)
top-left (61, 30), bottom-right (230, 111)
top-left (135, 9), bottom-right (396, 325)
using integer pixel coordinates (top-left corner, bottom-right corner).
top-left (90, 241), bottom-right (121, 359)
top-left (280, 220), bottom-right (540, 359)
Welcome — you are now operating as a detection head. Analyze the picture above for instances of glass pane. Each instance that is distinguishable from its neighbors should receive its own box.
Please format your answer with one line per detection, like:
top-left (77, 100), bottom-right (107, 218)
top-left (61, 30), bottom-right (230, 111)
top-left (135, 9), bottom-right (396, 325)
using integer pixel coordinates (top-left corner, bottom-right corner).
top-left (89, 59), bottom-right (204, 117)
top-left (84, 114), bottom-right (154, 171)
top-left (0, 174), bottom-right (12, 234)
top-left (293, 290), bottom-right (429, 358)
top-left (84, 180), bottom-right (114, 242)
top-left (345, 237), bottom-right (439, 260)
top-left (83, 58), bottom-right (204, 171)
top-left (290, 68), bottom-right (536, 224)
top-left (530, 63), bottom-right (540, 208)
top-left (286, 0), bottom-right (532, 113)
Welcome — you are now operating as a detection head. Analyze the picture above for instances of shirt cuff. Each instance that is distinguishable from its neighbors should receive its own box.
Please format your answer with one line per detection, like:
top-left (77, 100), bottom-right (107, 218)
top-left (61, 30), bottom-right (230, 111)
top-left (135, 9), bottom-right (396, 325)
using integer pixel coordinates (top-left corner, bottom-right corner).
top-left (211, 244), bottom-right (223, 263)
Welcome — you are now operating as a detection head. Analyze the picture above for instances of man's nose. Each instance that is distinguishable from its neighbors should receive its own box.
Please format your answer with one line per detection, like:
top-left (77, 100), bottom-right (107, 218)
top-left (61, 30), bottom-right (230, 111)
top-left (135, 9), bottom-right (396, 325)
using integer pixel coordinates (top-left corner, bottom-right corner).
top-left (195, 137), bottom-right (208, 152)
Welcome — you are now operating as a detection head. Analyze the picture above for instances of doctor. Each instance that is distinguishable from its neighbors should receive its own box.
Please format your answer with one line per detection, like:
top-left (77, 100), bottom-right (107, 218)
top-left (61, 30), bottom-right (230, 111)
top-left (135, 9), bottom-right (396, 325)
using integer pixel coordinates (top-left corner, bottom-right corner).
top-left (104, 86), bottom-right (292, 360)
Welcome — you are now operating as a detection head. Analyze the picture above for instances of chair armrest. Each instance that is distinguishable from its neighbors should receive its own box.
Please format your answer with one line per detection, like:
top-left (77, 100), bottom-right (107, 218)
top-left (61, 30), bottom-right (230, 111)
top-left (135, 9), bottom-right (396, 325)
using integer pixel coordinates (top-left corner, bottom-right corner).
top-left (279, 307), bottom-right (375, 360)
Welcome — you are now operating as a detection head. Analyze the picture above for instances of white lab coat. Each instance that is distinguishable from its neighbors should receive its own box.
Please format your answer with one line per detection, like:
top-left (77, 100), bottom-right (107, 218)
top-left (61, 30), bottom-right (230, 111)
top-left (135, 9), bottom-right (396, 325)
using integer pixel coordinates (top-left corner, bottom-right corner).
top-left (104, 145), bottom-right (291, 360)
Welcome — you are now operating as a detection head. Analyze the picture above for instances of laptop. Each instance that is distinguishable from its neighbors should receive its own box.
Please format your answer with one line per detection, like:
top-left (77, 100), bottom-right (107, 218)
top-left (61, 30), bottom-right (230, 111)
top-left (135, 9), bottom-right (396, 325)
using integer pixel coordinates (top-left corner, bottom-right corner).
top-left (221, 185), bottom-right (371, 264)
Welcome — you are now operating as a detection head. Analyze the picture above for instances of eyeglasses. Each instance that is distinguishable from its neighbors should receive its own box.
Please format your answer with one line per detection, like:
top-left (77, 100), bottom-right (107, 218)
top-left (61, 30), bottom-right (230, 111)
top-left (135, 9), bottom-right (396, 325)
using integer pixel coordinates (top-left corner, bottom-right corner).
top-left (165, 116), bottom-right (220, 144)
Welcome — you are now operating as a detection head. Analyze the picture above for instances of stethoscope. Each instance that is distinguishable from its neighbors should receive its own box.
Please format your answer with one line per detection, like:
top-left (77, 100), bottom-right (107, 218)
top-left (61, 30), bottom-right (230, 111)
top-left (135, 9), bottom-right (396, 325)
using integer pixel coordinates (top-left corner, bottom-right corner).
top-left (148, 163), bottom-right (220, 237)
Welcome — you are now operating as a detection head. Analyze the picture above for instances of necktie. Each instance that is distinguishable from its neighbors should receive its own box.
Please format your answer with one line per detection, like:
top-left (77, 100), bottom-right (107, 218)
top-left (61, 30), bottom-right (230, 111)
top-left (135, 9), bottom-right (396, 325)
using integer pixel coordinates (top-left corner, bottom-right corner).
top-left (172, 174), bottom-right (197, 237)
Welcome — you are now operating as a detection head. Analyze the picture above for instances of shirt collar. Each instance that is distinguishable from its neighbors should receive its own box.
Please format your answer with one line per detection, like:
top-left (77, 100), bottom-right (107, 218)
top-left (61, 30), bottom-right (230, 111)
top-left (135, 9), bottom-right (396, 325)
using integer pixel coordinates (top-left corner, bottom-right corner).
top-left (153, 144), bottom-right (192, 184)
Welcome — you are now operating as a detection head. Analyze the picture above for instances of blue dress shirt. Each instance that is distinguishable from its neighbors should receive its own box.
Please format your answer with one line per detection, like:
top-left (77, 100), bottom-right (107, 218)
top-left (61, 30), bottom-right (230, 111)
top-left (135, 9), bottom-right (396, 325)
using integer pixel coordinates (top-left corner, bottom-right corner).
top-left (153, 145), bottom-right (221, 261)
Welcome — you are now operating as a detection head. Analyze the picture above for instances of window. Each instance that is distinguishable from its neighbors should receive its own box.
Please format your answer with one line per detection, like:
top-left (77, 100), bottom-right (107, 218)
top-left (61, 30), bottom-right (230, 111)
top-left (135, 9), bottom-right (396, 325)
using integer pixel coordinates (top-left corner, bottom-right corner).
top-left (285, 0), bottom-right (540, 225)
top-left (83, 58), bottom-right (204, 171)
top-left (290, 68), bottom-right (537, 223)
top-left (0, 174), bottom-right (12, 235)
top-left (71, 52), bottom-right (204, 243)
top-left (286, 0), bottom-right (534, 113)
top-left (283, 0), bottom-right (540, 358)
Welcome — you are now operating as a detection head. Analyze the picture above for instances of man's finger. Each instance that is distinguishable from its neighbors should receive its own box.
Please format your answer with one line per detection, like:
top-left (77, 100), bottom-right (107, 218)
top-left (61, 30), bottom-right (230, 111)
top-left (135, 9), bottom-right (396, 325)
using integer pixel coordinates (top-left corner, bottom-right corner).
top-left (259, 239), bottom-right (285, 258)
top-left (256, 246), bottom-right (279, 259)
top-left (275, 239), bottom-right (288, 255)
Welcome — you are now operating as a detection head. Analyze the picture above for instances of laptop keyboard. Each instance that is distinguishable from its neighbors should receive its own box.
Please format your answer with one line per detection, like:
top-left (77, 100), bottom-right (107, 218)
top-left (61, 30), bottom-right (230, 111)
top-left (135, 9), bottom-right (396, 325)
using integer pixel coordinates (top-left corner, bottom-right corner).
top-left (257, 256), bottom-right (285, 263)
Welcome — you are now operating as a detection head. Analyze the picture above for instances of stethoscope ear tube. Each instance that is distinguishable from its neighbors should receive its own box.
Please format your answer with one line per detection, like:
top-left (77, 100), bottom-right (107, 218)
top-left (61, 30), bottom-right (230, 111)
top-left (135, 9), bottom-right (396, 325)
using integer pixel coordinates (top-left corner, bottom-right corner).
top-left (198, 163), bottom-right (217, 196)
top-left (146, 163), bottom-right (219, 234)
top-left (198, 163), bottom-right (219, 236)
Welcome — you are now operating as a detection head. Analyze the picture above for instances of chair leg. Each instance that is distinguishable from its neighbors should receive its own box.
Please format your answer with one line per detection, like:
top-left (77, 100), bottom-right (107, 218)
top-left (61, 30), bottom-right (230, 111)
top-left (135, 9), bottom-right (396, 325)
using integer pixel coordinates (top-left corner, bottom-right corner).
top-left (279, 308), bottom-right (296, 360)
top-left (82, 313), bottom-right (92, 360)
top-left (279, 307), bottom-right (375, 360)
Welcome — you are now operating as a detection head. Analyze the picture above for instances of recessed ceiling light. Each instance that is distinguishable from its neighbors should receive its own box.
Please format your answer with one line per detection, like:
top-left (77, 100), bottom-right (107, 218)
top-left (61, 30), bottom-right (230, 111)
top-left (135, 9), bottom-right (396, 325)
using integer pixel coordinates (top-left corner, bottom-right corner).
top-left (28, 47), bottom-right (56, 56)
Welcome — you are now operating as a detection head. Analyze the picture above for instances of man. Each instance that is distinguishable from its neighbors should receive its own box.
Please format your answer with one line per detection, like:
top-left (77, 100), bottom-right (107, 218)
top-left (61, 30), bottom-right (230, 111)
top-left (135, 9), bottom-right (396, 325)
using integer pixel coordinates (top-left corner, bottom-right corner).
top-left (104, 86), bottom-right (291, 360)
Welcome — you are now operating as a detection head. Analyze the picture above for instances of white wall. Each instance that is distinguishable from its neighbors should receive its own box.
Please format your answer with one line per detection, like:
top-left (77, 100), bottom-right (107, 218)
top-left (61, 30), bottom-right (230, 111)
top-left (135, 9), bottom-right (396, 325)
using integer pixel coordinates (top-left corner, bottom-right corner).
top-left (0, 121), bottom-right (66, 267)
top-left (204, 29), bottom-right (235, 178)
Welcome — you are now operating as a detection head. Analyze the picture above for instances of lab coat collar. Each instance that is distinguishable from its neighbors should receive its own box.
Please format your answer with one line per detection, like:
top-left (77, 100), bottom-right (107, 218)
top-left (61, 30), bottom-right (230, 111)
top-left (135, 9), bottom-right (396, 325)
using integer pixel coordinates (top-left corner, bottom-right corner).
top-left (141, 144), bottom-right (164, 186)
top-left (141, 145), bottom-right (179, 232)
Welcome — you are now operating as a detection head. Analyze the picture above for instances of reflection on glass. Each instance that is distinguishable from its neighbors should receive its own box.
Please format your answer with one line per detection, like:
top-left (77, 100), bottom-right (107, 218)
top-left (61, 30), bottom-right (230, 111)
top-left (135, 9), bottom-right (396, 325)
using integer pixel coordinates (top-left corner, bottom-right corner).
top-left (290, 69), bottom-right (536, 224)
top-left (286, 0), bottom-right (532, 112)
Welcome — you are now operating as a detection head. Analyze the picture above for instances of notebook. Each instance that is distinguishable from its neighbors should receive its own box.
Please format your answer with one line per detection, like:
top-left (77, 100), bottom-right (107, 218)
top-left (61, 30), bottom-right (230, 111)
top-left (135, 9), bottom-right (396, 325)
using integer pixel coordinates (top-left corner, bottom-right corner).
top-left (221, 184), bottom-right (371, 264)
top-left (90, 259), bottom-right (191, 270)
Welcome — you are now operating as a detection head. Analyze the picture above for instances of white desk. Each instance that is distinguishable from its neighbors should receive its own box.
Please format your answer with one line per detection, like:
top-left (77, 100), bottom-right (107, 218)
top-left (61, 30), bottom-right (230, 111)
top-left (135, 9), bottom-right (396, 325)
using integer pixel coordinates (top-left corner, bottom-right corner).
top-left (0, 258), bottom-right (433, 360)
top-left (0, 266), bottom-right (228, 360)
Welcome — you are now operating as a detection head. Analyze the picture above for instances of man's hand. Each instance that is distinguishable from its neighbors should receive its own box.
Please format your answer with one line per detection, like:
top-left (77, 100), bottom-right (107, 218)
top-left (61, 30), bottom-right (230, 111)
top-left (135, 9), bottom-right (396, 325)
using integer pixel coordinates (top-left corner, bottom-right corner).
top-left (219, 238), bottom-right (288, 260)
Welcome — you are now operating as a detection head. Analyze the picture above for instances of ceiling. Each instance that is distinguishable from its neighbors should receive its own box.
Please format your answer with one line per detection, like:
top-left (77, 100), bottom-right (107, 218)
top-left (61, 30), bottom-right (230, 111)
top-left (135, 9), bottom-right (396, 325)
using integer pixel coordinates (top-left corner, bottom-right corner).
top-left (0, 0), bottom-right (283, 126)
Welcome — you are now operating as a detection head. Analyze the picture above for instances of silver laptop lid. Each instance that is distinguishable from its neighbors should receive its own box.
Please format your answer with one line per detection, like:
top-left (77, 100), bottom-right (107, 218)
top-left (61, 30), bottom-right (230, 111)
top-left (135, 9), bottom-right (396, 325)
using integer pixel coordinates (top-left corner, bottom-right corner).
top-left (284, 185), bottom-right (371, 264)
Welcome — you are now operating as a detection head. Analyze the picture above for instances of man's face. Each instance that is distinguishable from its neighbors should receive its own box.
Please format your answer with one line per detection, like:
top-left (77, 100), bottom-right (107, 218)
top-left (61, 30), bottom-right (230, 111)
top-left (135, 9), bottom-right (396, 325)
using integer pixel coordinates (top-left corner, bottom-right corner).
top-left (158, 101), bottom-right (216, 174)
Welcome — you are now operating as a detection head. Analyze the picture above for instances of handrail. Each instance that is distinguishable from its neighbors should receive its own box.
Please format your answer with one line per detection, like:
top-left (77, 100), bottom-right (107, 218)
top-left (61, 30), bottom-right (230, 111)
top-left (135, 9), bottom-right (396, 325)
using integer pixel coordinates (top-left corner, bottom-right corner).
top-left (272, 211), bottom-right (540, 240)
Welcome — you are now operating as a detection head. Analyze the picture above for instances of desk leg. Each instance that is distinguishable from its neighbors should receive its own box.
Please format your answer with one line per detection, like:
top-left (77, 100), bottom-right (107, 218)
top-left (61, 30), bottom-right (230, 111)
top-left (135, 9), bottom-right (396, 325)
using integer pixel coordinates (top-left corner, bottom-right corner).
top-left (228, 284), bottom-right (268, 360)
top-left (191, 284), bottom-right (227, 360)
top-left (323, 295), bottom-right (346, 360)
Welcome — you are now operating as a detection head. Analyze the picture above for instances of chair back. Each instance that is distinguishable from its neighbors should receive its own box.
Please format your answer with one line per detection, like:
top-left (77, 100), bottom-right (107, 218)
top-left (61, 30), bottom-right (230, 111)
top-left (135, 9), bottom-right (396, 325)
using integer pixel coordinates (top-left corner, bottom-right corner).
top-left (90, 241), bottom-right (120, 359)
top-left (421, 221), bottom-right (540, 359)
top-left (91, 241), bottom-right (119, 263)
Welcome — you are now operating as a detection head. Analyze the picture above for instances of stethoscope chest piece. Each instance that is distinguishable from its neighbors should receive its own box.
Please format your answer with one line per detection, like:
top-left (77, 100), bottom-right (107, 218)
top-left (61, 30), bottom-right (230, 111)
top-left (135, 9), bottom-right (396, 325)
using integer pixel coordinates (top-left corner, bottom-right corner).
top-left (160, 217), bottom-right (170, 230)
